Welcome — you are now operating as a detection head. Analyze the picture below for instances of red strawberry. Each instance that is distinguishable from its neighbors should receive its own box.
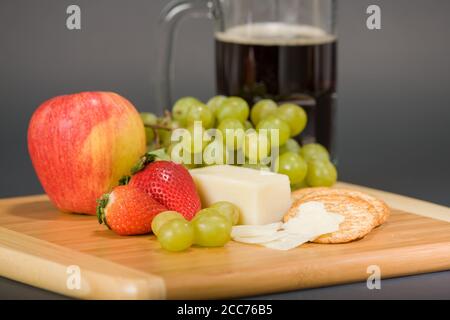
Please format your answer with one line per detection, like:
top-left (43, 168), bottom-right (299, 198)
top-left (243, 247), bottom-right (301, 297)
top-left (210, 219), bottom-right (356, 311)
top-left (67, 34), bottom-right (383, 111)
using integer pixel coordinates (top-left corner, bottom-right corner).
top-left (97, 184), bottom-right (167, 236)
top-left (121, 153), bottom-right (201, 220)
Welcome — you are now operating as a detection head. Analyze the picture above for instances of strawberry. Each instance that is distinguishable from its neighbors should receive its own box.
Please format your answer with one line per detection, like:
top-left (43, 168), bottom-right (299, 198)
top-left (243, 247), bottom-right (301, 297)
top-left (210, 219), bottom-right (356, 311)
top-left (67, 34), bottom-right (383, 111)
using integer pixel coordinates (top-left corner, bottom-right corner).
top-left (121, 153), bottom-right (201, 220)
top-left (97, 184), bottom-right (167, 236)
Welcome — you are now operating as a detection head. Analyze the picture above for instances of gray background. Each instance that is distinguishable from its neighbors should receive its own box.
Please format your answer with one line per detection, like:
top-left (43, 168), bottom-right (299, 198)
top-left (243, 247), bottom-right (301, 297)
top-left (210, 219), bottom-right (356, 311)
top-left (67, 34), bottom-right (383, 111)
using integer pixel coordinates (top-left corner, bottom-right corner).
top-left (0, 0), bottom-right (449, 299)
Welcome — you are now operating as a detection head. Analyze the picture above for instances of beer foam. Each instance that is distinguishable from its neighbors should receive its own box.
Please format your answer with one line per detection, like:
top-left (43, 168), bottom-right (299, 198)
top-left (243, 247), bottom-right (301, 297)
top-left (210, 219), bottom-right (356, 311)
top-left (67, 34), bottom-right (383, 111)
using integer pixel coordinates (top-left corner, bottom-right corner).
top-left (215, 22), bottom-right (335, 46)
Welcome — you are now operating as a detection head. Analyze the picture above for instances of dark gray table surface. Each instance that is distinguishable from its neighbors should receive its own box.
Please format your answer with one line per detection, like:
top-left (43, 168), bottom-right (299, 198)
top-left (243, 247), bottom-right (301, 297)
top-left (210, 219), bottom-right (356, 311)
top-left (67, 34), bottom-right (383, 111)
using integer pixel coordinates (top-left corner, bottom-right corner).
top-left (1, 270), bottom-right (449, 300)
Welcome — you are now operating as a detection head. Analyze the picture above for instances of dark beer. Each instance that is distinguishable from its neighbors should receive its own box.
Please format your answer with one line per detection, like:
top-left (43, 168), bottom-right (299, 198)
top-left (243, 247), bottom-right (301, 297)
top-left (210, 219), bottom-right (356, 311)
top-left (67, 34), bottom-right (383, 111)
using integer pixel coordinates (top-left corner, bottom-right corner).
top-left (215, 23), bottom-right (337, 154)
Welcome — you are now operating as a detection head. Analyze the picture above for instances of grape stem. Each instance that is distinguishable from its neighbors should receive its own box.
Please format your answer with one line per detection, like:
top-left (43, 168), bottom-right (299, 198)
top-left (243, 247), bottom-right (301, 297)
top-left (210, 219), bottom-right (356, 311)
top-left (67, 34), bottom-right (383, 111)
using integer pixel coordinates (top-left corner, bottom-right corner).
top-left (144, 124), bottom-right (172, 131)
top-left (145, 110), bottom-right (173, 150)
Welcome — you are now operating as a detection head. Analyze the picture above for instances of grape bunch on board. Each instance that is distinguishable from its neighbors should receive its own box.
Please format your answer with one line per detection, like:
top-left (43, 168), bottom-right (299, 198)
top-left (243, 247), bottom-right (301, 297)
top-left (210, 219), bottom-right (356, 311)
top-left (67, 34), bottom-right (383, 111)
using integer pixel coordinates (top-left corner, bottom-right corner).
top-left (140, 95), bottom-right (337, 190)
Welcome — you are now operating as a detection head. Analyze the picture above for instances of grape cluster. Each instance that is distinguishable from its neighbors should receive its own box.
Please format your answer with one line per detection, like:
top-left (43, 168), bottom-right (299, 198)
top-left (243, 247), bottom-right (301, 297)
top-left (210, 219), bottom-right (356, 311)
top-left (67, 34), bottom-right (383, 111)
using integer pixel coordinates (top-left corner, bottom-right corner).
top-left (140, 95), bottom-right (337, 190)
top-left (152, 201), bottom-right (240, 252)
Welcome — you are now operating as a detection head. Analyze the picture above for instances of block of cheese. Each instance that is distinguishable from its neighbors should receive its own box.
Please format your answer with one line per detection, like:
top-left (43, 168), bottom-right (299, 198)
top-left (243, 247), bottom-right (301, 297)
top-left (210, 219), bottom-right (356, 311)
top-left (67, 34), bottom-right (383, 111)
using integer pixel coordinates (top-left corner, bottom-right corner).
top-left (190, 165), bottom-right (291, 225)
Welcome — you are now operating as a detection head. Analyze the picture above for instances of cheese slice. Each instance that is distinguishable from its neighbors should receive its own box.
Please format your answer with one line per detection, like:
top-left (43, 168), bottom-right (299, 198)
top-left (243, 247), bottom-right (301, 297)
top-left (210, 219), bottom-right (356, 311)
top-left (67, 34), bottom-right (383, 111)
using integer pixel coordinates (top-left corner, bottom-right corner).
top-left (190, 165), bottom-right (291, 225)
top-left (230, 200), bottom-right (345, 250)
top-left (233, 231), bottom-right (287, 244)
top-left (262, 234), bottom-right (311, 251)
top-left (231, 222), bottom-right (282, 238)
top-left (283, 202), bottom-right (344, 237)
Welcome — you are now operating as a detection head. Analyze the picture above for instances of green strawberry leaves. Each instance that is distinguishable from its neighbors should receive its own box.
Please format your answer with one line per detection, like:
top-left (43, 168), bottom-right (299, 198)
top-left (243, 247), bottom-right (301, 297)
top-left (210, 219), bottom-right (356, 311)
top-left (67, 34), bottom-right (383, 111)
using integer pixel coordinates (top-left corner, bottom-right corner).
top-left (131, 153), bottom-right (157, 175)
top-left (118, 175), bottom-right (131, 186)
top-left (147, 148), bottom-right (171, 162)
top-left (96, 193), bottom-right (110, 227)
top-left (119, 148), bottom-right (171, 185)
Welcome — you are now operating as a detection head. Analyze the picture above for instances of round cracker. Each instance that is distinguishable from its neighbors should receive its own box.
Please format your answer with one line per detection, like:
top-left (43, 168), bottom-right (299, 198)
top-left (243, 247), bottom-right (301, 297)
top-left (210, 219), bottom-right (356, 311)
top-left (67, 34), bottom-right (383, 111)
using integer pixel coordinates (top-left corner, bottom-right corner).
top-left (291, 187), bottom-right (329, 203)
top-left (285, 194), bottom-right (377, 243)
top-left (296, 188), bottom-right (389, 226)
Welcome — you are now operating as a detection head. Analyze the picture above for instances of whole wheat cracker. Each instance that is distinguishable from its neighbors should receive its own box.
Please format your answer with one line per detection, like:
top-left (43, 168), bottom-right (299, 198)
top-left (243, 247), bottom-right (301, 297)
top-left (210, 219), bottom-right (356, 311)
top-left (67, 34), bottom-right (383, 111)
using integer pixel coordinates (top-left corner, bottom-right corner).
top-left (290, 187), bottom-right (390, 226)
top-left (291, 187), bottom-right (329, 203)
top-left (285, 192), bottom-right (379, 243)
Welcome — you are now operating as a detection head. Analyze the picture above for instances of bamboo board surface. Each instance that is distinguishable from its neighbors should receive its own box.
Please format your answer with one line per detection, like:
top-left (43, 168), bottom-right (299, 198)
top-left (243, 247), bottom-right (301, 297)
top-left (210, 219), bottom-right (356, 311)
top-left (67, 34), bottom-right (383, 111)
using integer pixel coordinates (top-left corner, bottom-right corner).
top-left (0, 182), bottom-right (449, 299)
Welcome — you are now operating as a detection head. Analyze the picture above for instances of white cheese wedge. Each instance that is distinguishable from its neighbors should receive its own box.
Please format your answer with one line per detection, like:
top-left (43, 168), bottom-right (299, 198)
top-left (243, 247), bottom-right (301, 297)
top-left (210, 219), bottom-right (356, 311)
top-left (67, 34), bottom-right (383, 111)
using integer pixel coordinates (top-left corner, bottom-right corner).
top-left (190, 165), bottom-right (291, 225)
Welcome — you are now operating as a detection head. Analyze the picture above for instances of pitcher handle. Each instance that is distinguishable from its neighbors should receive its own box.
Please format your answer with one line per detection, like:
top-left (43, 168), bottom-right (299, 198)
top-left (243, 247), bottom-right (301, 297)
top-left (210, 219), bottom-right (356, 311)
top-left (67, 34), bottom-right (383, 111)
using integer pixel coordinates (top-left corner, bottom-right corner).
top-left (155, 0), bottom-right (215, 112)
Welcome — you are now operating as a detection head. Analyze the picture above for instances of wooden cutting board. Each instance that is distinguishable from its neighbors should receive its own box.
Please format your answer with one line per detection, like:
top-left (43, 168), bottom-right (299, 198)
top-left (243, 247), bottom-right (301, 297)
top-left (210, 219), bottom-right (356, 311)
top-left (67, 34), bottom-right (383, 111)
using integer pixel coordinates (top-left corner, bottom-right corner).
top-left (0, 182), bottom-right (449, 299)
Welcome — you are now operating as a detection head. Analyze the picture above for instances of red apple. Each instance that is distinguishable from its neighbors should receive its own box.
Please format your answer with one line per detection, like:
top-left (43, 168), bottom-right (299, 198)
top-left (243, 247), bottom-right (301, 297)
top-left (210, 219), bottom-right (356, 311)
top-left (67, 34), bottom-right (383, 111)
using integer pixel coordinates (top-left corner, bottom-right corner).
top-left (28, 92), bottom-right (146, 215)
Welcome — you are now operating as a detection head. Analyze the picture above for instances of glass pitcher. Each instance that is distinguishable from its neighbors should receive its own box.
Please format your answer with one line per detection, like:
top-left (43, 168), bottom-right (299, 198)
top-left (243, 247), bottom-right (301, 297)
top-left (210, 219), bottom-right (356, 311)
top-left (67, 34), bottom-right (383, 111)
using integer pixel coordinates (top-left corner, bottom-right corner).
top-left (157, 0), bottom-right (337, 154)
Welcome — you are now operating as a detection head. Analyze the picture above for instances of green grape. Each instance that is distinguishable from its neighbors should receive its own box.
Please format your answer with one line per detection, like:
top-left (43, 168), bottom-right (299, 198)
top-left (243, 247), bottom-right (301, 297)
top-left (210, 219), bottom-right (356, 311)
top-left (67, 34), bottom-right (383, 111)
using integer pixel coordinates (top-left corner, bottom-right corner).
top-left (184, 124), bottom-right (209, 154)
top-left (172, 119), bottom-right (181, 128)
top-left (223, 148), bottom-right (242, 166)
top-left (192, 209), bottom-right (232, 247)
top-left (156, 116), bottom-right (174, 148)
top-left (151, 211), bottom-right (185, 237)
top-left (241, 162), bottom-right (270, 171)
top-left (183, 162), bottom-right (198, 170)
top-left (170, 123), bottom-right (208, 165)
top-left (186, 103), bottom-right (214, 129)
top-left (291, 179), bottom-right (309, 191)
top-left (202, 139), bottom-right (220, 166)
top-left (156, 115), bottom-right (175, 128)
top-left (300, 143), bottom-right (330, 161)
top-left (276, 152), bottom-right (308, 185)
top-left (140, 112), bottom-right (157, 125)
top-left (157, 129), bottom-right (171, 148)
top-left (203, 138), bottom-right (236, 166)
top-left (216, 97), bottom-right (249, 124)
top-left (256, 115), bottom-right (291, 147)
top-left (210, 201), bottom-right (241, 225)
top-left (157, 219), bottom-right (194, 252)
top-left (306, 159), bottom-right (337, 187)
top-left (234, 148), bottom-right (246, 166)
top-left (250, 99), bottom-right (277, 125)
top-left (174, 148), bottom-right (203, 168)
top-left (146, 143), bottom-right (156, 152)
top-left (172, 97), bottom-right (202, 126)
top-left (192, 207), bottom-right (221, 221)
top-left (207, 95), bottom-right (227, 116)
top-left (167, 141), bottom-right (194, 164)
top-left (244, 120), bottom-right (254, 130)
top-left (140, 112), bottom-right (157, 145)
top-left (279, 138), bottom-right (301, 155)
top-left (243, 130), bottom-right (271, 163)
top-left (217, 118), bottom-right (245, 150)
top-left (166, 142), bottom-right (177, 160)
top-left (276, 103), bottom-right (307, 137)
